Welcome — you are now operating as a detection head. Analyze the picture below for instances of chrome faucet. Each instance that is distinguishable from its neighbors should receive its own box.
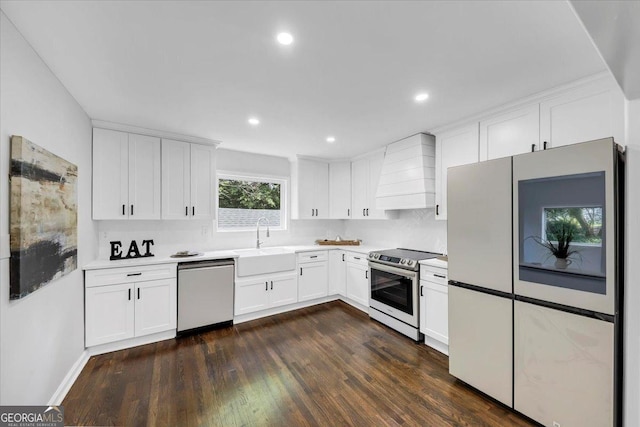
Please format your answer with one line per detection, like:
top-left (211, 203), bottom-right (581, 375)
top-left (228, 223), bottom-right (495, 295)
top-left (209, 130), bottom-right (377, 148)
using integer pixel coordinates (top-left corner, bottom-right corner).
top-left (256, 217), bottom-right (270, 249)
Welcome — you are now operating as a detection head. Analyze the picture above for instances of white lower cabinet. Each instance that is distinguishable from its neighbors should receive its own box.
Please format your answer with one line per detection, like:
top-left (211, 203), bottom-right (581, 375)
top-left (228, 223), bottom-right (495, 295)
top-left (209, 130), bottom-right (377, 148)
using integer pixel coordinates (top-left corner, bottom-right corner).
top-left (419, 264), bottom-right (449, 355)
top-left (297, 251), bottom-right (328, 302)
top-left (345, 253), bottom-right (369, 307)
top-left (85, 264), bottom-right (177, 347)
top-left (235, 272), bottom-right (298, 315)
top-left (328, 250), bottom-right (347, 296)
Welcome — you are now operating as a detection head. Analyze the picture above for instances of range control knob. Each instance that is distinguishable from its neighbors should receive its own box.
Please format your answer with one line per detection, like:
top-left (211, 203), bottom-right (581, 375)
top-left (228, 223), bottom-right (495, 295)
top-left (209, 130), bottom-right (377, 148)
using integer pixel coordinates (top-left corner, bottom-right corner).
top-left (407, 260), bottom-right (415, 266)
top-left (400, 259), bottom-right (406, 264)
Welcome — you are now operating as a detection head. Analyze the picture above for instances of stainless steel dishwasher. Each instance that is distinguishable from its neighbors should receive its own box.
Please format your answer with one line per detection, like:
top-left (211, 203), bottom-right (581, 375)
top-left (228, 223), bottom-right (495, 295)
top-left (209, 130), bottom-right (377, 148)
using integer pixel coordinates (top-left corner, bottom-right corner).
top-left (177, 259), bottom-right (235, 335)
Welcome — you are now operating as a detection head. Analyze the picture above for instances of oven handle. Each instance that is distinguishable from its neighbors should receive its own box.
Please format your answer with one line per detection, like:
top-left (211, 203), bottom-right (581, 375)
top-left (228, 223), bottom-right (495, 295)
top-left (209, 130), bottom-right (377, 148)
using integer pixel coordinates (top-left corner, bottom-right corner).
top-left (368, 261), bottom-right (418, 280)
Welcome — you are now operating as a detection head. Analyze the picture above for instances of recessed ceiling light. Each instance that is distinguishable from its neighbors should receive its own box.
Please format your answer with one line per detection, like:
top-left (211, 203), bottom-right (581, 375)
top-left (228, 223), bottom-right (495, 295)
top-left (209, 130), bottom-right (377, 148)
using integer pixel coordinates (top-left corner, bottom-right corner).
top-left (326, 136), bottom-right (336, 143)
top-left (277, 32), bottom-right (294, 45)
top-left (414, 93), bottom-right (429, 102)
top-left (248, 117), bottom-right (260, 126)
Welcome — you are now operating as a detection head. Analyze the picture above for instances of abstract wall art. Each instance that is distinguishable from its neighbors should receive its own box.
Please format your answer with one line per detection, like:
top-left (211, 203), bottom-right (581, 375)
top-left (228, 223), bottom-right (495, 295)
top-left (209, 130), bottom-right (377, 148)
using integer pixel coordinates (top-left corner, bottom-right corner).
top-left (10, 136), bottom-right (78, 300)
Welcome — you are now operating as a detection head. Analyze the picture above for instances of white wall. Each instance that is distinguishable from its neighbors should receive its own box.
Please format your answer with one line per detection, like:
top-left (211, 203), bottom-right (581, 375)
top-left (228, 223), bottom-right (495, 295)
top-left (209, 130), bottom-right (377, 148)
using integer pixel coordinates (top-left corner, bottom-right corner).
top-left (0, 11), bottom-right (96, 404)
top-left (624, 98), bottom-right (640, 427)
top-left (344, 209), bottom-right (447, 253)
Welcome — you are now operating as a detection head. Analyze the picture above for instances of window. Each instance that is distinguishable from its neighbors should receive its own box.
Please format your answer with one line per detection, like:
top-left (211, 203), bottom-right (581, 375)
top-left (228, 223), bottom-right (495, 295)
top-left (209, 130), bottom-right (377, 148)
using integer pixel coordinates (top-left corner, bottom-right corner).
top-left (217, 173), bottom-right (287, 231)
top-left (542, 206), bottom-right (603, 246)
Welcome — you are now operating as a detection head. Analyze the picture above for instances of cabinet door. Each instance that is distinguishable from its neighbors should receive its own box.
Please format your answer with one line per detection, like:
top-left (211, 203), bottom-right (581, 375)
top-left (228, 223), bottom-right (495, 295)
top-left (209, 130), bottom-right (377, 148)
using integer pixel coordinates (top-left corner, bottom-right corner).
top-left (190, 143), bottom-right (216, 220)
top-left (424, 281), bottom-right (449, 347)
top-left (346, 263), bottom-right (369, 306)
top-left (134, 278), bottom-right (177, 337)
top-left (235, 279), bottom-right (269, 315)
top-left (479, 104), bottom-right (540, 161)
top-left (85, 283), bottom-right (134, 346)
top-left (366, 152), bottom-right (386, 218)
top-left (419, 281), bottom-right (427, 333)
top-left (329, 162), bottom-right (351, 218)
top-left (435, 124), bottom-right (479, 220)
top-left (540, 81), bottom-right (625, 148)
top-left (128, 133), bottom-right (161, 219)
top-left (298, 262), bottom-right (328, 302)
top-left (269, 275), bottom-right (298, 308)
top-left (161, 139), bottom-right (191, 220)
top-left (351, 158), bottom-right (368, 219)
top-left (329, 250), bottom-right (347, 296)
top-left (314, 161), bottom-right (330, 219)
top-left (92, 128), bottom-right (129, 220)
top-left (295, 159), bottom-right (318, 219)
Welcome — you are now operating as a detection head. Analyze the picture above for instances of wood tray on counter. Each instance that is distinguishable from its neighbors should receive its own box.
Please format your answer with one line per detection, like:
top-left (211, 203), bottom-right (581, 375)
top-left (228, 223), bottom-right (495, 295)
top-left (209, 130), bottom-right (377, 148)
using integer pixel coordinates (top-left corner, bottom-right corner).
top-left (315, 239), bottom-right (361, 246)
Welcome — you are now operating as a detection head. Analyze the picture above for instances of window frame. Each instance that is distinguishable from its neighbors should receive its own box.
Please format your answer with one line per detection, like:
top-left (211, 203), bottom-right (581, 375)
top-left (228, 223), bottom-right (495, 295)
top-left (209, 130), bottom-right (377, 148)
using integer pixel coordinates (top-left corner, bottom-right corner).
top-left (216, 171), bottom-right (289, 232)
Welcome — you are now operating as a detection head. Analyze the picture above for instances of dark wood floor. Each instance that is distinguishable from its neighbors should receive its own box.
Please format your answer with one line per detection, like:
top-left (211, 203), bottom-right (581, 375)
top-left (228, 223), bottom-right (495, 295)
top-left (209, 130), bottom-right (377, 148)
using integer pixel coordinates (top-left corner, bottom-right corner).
top-left (64, 301), bottom-right (536, 426)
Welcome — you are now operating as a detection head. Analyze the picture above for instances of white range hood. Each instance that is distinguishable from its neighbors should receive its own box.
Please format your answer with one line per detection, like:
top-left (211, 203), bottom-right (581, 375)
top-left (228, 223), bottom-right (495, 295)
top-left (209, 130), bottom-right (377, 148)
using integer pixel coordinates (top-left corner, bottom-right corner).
top-left (375, 133), bottom-right (436, 210)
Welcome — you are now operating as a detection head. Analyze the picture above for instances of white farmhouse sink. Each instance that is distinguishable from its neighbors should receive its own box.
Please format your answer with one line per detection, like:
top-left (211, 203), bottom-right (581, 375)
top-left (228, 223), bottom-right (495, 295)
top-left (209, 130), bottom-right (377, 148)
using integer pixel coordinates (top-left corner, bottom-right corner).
top-left (233, 247), bottom-right (296, 277)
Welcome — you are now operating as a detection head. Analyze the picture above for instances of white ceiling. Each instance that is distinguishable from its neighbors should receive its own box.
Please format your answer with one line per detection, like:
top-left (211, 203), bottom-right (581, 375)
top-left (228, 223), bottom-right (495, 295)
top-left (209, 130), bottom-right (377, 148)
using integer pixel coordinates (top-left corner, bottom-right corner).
top-left (0, 1), bottom-right (607, 159)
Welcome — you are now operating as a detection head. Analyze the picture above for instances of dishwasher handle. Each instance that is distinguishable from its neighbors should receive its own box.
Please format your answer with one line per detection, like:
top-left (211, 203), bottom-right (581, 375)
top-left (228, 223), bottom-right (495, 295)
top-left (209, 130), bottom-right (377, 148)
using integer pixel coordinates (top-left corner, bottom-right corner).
top-left (178, 259), bottom-right (235, 270)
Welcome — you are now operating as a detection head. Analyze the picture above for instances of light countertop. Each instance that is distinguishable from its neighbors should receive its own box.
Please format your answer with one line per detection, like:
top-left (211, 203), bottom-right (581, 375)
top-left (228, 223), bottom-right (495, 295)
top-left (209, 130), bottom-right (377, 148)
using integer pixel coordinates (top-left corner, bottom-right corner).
top-left (83, 244), bottom-right (385, 270)
top-left (419, 257), bottom-right (448, 269)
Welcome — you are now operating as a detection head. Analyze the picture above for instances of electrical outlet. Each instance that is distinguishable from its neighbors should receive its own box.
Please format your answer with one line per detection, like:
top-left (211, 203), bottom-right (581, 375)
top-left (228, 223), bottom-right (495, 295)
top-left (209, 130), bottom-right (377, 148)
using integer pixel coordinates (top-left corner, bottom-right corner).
top-left (553, 421), bottom-right (561, 427)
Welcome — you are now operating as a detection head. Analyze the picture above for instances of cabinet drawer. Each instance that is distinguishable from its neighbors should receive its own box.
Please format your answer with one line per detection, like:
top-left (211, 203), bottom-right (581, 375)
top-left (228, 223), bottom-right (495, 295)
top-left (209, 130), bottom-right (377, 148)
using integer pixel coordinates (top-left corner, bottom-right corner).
top-left (420, 265), bottom-right (448, 285)
top-left (345, 252), bottom-right (368, 266)
top-left (297, 250), bottom-right (328, 263)
top-left (86, 263), bottom-right (177, 287)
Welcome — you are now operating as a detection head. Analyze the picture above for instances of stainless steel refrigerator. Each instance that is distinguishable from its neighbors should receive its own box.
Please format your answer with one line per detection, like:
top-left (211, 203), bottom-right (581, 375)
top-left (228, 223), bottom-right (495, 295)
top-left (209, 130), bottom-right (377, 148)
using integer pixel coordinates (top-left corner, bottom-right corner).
top-left (447, 138), bottom-right (624, 426)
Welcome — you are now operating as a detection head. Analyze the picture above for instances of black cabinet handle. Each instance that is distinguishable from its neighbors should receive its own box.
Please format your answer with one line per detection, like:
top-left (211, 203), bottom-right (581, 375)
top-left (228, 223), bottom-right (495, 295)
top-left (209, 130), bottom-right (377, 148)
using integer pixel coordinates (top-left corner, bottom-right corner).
top-left (366, 208), bottom-right (369, 216)
top-left (127, 272), bottom-right (142, 277)
top-left (131, 204), bottom-right (134, 215)
top-left (192, 206), bottom-right (195, 216)
top-left (265, 281), bottom-right (268, 291)
top-left (128, 288), bottom-right (131, 300)
top-left (342, 253), bottom-right (345, 262)
top-left (365, 270), bottom-right (368, 279)
top-left (363, 209), bottom-right (366, 216)
top-left (300, 267), bottom-right (303, 276)
top-left (436, 204), bottom-right (439, 216)
top-left (531, 143), bottom-right (536, 152)
top-left (434, 273), bottom-right (446, 279)
top-left (543, 141), bottom-right (548, 150)
top-left (420, 285), bottom-right (424, 297)
top-left (137, 288), bottom-right (140, 299)
top-left (270, 281), bottom-right (273, 290)
top-left (316, 209), bottom-right (319, 216)
top-left (311, 208), bottom-right (314, 217)
top-left (347, 209), bottom-right (350, 216)
top-left (185, 206), bottom-right (188, 216)
top-left (310, 255), bottom-right (318, 259)
top-left (122, 204), bottom-right (126, 216)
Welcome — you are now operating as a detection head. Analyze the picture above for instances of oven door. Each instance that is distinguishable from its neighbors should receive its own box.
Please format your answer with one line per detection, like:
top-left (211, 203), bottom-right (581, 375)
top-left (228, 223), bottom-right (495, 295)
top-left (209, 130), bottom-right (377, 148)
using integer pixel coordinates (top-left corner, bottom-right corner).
top-left (369, 262), bottom-right (419, 326)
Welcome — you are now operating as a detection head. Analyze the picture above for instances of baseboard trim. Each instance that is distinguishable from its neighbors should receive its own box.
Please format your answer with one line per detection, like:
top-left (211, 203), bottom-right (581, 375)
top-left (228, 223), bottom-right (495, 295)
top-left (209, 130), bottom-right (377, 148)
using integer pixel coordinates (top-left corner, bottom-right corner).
top-left (87, 330), bottom-right (176, 357)
top-left (48, 350), bottom-right (89, 406)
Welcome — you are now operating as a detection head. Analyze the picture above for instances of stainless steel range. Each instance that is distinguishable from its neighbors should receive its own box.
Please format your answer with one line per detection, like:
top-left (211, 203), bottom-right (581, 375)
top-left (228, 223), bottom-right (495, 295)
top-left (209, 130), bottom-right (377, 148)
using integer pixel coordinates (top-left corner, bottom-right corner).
top-left (368, 248), bottom-right (441, 340)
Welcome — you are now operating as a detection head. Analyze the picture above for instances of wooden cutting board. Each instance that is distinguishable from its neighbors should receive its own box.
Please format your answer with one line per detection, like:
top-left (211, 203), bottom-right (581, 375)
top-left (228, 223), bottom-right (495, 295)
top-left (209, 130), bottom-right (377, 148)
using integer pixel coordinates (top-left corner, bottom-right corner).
top-left (315, 239), bottom-right (361, 246)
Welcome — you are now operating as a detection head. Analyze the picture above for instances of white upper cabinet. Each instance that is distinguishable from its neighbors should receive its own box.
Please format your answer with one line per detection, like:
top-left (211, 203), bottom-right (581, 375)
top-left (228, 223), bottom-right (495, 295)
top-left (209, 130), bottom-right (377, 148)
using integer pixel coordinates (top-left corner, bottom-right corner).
top-left (292, 158), bottom-right (329, 219)
top-left (329, 161), bottom-right (352, 219)
top-left (479, 104), bottom-right (540, 161)
top-left (351, 151), bottom-right (388, 219)
top-left (435, 124), bottom-right (479, 220)
top-left (162, 139), bottom-right (216, 220)
top-left (540, 78), bottom-right (625, 148)
top-left (93, 128), bottom-right (161, 220)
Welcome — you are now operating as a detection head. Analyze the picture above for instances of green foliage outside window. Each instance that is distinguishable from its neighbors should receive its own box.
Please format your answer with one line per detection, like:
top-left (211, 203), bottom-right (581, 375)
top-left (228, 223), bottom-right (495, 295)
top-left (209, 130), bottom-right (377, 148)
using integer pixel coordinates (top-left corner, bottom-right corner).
top-left (544, 207), bottom-right (602, 245)
top-left (219, 179), bottom-right (281, 210)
